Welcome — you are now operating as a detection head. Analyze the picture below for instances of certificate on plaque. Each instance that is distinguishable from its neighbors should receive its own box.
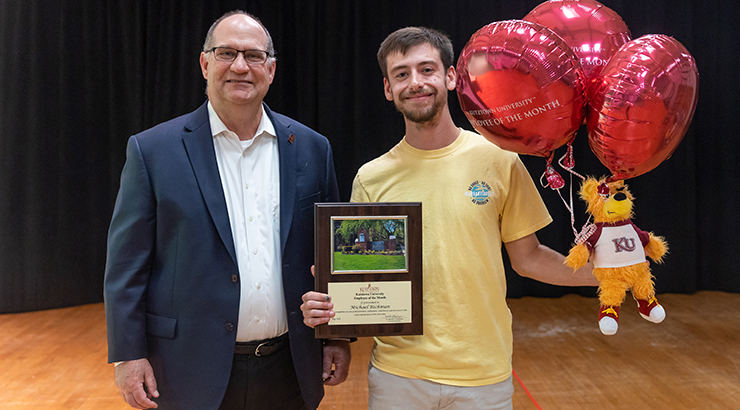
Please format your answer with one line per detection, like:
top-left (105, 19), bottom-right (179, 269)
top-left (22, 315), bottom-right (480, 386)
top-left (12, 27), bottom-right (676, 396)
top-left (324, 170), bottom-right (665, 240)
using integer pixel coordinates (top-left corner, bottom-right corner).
top-left (314, 203), bottom-right (422, 338)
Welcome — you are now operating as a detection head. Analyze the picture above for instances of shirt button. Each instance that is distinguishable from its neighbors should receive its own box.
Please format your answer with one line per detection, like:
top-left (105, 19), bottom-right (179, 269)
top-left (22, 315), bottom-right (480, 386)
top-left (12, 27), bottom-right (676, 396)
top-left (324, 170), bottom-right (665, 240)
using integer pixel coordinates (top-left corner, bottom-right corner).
top-left (225, 323), bottom-right (234, 332)
top-left (249, 216), bottom-right (254, 222)
top-left (232, 274), bottom-right (239, 283)
top-left (245, 184), bottom-right (249, 189)
top-left (253, 249), bottom-right (258, 255)
top-left (256, 283), bottom-right (262, 290)
top-left (255, 317), bottom-right (261, 322)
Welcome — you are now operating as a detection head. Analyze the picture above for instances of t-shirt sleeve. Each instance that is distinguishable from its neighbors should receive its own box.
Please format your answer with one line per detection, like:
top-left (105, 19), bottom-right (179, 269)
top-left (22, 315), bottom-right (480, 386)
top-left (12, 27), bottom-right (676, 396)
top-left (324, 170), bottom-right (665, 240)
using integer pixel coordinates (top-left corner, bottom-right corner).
top-left (350, 172), bottom-right (371, 203)
top-left (631, 220), bottom-right (651, 247)
top-left (499, 156), bottom-right (552, 243)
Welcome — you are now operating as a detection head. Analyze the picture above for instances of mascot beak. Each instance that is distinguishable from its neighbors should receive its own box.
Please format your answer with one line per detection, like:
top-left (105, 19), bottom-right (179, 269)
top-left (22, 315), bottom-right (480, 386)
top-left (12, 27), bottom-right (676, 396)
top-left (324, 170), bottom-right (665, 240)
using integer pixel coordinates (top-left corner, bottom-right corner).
top-left (604, 192), bottom-right (633, 219)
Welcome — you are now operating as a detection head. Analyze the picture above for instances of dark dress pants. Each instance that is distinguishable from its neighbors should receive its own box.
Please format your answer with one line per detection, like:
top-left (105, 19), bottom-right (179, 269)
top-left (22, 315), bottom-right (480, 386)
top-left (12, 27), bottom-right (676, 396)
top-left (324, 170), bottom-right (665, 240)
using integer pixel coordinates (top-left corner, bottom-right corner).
top-left (218, 338), bottom-right (308, 410)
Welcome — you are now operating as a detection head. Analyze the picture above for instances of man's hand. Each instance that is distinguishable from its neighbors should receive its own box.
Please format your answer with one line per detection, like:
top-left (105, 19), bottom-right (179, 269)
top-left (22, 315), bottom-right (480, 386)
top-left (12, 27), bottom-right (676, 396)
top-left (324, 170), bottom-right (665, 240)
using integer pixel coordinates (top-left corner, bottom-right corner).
top-left (114, 358), bottom-right (160, 409)
top-left (300, 291), bottom-right (335, 328)
top-left (322, 340), bottom-right (351, 386)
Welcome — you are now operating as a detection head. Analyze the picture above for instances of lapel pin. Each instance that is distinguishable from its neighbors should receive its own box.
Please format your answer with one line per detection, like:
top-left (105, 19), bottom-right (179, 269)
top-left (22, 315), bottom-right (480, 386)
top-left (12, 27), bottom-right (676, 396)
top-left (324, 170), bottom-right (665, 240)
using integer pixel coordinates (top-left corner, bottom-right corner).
top-left (288, 134), bottom-right (295, 144)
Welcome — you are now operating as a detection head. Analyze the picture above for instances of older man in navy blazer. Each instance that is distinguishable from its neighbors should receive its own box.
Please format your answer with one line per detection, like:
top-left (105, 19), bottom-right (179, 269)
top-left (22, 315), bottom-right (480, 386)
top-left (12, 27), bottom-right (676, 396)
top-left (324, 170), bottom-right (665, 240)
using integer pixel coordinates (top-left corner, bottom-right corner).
top-left (104, 11), bottom-right (350, 410)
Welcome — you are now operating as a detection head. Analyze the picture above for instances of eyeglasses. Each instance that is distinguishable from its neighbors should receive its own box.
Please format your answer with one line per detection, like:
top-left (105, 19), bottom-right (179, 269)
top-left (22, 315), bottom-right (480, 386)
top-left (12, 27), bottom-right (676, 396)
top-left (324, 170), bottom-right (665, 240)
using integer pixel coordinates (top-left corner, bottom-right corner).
top-left (206, 47), bottom-right (272, 64)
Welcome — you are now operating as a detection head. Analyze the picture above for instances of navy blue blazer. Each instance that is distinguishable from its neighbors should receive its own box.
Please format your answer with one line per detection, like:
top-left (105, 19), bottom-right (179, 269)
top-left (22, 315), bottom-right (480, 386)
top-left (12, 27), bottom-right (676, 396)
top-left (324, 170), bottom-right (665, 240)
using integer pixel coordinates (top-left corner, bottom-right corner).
top-left (104, 102), bottom-right (339, 410)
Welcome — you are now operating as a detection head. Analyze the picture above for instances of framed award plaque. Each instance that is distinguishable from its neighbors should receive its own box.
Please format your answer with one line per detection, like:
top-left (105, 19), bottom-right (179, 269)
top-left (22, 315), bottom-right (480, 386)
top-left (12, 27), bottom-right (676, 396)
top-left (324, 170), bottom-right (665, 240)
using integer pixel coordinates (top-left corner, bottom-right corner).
top-left (313, 202), bottom-right (422, 338)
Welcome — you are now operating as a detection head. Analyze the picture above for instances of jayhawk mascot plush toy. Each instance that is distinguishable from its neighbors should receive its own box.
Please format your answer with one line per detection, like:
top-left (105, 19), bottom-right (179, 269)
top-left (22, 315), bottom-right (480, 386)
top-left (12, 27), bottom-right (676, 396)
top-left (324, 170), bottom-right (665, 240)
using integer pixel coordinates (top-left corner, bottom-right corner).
top-left (565, 177), bottom-right (668, 335)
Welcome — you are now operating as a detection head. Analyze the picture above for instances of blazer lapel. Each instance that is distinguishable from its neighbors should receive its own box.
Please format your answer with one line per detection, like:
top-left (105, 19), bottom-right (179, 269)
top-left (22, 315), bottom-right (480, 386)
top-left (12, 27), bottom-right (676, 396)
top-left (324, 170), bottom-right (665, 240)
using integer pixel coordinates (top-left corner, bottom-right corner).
top-left (181, 102), bottom-right (237, 266)
top-left (265, 104), bottom-right (295, 254)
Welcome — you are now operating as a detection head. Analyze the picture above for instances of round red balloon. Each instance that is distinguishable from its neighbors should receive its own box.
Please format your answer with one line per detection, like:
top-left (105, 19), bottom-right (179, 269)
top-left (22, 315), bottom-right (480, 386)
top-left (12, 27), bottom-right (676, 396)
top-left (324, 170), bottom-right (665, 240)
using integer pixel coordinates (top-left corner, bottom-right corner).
top-left (587, 34), bottom-right (699, 180)
top-left (456, 20), bottom-right (586, 157)
top-left (524, 0), bottom-right (631, 87)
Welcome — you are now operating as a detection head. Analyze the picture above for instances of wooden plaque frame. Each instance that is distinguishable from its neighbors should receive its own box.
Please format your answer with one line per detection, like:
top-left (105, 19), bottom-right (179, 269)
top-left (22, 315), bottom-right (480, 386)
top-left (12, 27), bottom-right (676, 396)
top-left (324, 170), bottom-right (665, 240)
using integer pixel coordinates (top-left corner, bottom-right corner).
top-left (314, 202), bottom-right (422, 338)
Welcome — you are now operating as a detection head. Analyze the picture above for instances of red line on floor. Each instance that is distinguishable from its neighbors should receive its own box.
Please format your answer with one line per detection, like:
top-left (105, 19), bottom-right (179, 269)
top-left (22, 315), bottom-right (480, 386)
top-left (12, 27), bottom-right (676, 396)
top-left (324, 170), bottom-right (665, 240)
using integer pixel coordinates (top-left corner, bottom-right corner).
top-left (513, 369), bottom-right (543, 410)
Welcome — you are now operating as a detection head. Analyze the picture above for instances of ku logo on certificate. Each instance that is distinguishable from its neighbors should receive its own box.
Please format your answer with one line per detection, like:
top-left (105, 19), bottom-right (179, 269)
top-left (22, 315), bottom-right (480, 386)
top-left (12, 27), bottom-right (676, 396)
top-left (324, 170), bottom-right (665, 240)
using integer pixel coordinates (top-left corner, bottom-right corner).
top-left (328, 281), bottom-right (412, 325)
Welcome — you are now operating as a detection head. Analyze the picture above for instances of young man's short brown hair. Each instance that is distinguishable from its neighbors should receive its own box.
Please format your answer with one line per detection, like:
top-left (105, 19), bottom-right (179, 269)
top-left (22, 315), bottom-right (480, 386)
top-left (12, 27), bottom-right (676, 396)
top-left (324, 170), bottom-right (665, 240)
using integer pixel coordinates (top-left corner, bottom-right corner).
top-left (377, 27), bottom-right (454, 79)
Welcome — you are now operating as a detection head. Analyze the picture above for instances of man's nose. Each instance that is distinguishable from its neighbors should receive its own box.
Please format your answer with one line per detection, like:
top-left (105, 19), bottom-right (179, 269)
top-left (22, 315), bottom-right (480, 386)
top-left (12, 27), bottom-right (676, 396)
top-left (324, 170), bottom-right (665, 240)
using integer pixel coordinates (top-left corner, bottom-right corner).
top-left (409, 71), bottom-right (424, 89)
top-left (230, 53), bottom-right (251, 71)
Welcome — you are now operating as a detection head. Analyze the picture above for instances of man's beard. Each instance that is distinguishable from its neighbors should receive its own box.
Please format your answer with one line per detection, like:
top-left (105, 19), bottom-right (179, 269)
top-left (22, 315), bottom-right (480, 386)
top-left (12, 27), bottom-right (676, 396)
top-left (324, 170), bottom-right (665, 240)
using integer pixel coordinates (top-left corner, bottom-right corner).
top-left (395, 88), bottom-right (446, 125)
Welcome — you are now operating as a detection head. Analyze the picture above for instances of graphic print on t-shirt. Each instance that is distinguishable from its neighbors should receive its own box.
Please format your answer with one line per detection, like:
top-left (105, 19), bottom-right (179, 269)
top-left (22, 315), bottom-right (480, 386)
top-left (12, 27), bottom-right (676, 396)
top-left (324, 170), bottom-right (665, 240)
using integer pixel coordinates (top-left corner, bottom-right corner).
top-left (465, 180), bottom-right (492, 205)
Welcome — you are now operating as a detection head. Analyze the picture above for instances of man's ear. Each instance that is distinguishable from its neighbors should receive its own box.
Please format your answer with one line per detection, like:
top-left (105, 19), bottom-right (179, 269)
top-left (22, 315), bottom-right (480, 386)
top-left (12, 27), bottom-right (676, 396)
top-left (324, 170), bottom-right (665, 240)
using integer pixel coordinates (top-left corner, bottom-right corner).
top-left (199, 52), bottom-right (209, 80)
top-left (446, 66), bottom-right (457, 91)
top-left (383, 78), bottom-right (393, 102)
top-left (266, 59), bottom-right (276, 85)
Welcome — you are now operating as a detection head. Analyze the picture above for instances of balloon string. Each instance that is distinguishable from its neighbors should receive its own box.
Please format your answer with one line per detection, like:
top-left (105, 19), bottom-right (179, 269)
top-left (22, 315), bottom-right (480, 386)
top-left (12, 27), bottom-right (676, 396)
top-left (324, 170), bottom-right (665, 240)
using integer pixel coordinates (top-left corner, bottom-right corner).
top-left (556, 145), bottom-right (586, 238)
top-left (575, 216), bottom-right (596, 244)
top-left (542, 145), bottom-right (594, 241)
top-left (554, 173), bottom-right (580, 238)
top-left (558, 143), bottom-right (585, 180)
top-left (540, 152), bottom-right (566, 190)
top-left (558, 145), bottom-right (598, 242)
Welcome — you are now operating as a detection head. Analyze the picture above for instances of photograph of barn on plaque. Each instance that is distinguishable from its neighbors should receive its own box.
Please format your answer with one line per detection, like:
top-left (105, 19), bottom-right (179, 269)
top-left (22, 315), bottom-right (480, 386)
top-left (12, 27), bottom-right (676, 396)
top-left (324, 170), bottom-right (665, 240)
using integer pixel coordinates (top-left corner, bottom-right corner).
top-left (331, 216), bottom-right (407, 273)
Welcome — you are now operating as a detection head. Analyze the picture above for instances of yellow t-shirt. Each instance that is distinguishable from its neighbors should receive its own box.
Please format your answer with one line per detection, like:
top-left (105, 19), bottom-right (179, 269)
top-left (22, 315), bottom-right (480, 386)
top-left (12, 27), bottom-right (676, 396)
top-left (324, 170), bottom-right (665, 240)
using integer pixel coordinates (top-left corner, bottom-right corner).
top-left (351, 129), bottom-right (551, 386)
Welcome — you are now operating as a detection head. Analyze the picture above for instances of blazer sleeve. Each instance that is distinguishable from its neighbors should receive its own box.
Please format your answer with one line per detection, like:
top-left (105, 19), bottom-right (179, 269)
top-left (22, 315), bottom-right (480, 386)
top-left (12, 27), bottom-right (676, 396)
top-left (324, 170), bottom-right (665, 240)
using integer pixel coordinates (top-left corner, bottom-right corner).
top-left (104, 135), bottom-right (156, 363)
top-left (323, 139), bottom-right (340, 203)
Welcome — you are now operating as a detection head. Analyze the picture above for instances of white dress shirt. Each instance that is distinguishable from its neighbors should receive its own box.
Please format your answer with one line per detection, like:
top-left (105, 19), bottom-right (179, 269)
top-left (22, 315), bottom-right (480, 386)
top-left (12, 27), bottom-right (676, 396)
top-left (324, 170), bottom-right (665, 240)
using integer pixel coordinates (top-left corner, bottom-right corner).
top-left (208, 102), bottom-right (288, 342)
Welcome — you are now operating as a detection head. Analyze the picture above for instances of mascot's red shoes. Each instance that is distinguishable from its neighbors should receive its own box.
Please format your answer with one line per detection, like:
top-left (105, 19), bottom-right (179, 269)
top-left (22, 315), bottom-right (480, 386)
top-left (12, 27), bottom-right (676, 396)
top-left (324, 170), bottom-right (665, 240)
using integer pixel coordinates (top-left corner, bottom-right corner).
top-left (598, 306), bottom-right (620, 336)
top-left (636, 297), bottom-right (666, 323)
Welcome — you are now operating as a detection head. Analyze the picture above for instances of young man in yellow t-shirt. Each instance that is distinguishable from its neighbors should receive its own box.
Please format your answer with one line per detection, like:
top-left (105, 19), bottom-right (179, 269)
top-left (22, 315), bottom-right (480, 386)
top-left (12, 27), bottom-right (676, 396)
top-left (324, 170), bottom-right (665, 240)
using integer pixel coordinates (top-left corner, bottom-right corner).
top-left (302, 27), bottom-right (597, 410)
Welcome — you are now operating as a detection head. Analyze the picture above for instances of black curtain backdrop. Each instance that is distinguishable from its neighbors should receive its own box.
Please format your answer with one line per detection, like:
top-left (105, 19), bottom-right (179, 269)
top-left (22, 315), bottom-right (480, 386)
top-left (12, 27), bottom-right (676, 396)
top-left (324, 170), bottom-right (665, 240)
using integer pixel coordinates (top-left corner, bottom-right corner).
top-left (1, 0), bottom-right (737, 313)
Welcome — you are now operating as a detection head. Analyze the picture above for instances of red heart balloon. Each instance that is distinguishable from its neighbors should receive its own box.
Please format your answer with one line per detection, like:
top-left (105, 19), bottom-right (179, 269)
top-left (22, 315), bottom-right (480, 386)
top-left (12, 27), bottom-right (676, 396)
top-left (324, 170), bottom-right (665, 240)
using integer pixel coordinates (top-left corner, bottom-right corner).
top-left (524, 0), bottom-right (631, 92)
top-left (587, 34), bottom-right (699, 180)
top-left (456, 20), bottom-right (586, 157)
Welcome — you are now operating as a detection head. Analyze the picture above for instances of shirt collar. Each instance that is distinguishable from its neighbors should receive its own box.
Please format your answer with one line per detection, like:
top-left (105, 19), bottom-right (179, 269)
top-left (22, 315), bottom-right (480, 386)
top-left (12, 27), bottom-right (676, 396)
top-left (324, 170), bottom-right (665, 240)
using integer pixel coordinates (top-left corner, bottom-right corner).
top-left (207, 101), bottom-right (276, 140)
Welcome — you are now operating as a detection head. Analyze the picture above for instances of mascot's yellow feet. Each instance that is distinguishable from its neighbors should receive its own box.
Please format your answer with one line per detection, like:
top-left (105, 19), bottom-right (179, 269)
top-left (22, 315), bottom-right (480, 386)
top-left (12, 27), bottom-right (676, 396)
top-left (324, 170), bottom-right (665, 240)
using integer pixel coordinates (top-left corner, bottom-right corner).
top-left (636, 297), bottom-right (666, 323)
top-left (598, 305), bottom-right (620, 336)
